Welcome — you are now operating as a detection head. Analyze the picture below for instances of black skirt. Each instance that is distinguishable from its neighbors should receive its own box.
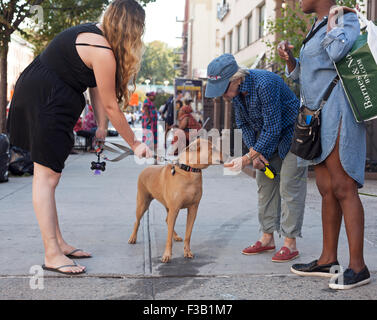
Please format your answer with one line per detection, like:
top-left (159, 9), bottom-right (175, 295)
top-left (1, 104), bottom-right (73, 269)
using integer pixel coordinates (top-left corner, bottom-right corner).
top-left (7, 56), bottom-right (85, 173)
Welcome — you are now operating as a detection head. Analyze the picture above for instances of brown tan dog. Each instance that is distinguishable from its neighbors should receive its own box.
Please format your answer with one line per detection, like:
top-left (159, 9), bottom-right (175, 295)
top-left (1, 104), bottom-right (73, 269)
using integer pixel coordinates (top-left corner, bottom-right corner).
top-left (128, 138), bottom-right (222, 263)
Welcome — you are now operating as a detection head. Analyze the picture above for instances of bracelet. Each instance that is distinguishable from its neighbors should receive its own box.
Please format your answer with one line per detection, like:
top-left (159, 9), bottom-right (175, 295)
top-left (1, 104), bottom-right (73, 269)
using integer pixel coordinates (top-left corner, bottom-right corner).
top-left (244, 153), bottom-right (252, 160)
top-left (245, 152), bottom-right (261, 161)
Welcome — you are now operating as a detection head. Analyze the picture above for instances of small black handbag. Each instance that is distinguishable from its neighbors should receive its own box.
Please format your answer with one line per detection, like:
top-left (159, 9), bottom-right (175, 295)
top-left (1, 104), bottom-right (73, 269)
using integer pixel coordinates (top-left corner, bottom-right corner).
top-left (290, 76), bottom-right (339, 160)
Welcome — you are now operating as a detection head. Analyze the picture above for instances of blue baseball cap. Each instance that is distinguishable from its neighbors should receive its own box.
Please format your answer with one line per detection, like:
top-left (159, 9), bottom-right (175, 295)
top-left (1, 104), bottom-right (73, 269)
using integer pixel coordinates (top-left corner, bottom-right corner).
top-left (205, 54), bottom-right (239, 98)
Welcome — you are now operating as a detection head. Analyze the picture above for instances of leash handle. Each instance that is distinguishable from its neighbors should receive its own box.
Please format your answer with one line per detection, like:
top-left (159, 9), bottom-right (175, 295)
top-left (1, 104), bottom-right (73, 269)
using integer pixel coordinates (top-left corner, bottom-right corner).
top-left (260, 159), bottom-right (276, 180)
top-left (262, 165), bottom-right (276, 180)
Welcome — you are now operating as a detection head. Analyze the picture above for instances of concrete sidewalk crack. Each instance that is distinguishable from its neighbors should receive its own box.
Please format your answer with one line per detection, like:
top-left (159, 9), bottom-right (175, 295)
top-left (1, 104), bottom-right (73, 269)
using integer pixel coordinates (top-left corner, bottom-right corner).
top-left (0, 182), bottom-right (31, 201)
top-left (143, 209), bottom-right (152, 275)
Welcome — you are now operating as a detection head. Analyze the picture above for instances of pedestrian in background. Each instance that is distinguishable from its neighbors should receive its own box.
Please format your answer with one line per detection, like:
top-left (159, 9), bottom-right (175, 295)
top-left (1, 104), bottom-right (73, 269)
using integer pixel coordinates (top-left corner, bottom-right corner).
top-left (177, 104), bottom-right (202, 145)
top-left (206, 54), bottom-right (307, 263)
top-left (142, 91), bottom-right (158, 151)
top-left (6, 0), bottom-right (152, 275)
top-left (76, 106), bottom-right (98, 151)
top-left (125, 111), bottom-right (133, 127)
top-left (161, 90), bottom-right (183, 131)
top-left (279, 0), bottom-right (370, 290)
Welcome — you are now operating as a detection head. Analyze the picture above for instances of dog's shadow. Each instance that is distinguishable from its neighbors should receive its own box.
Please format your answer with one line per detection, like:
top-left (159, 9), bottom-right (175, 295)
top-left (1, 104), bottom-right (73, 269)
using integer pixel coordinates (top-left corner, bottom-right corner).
top-left (153, 254), bottom-right (215, 277)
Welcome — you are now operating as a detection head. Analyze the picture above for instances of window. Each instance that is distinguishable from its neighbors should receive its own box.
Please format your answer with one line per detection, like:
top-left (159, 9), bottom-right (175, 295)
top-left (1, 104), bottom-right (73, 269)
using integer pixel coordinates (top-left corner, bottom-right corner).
top-left (247, 15), bottom-right (252, 45)
top-left (237, 24), bottom-right (241, 52)
top-left (222, 37), bottom-right (226, 54)
top-left (368, 0), bottom-right (377, 21)
top-left (229, 31), bottom-right (233, 54)
top-left (258, 3), bottom-right (266, 39)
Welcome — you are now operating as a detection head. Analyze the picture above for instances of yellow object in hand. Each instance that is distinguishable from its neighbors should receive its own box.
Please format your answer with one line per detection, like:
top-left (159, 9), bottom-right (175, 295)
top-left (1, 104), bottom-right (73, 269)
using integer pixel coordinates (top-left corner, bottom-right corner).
top-left (261, 163), bottom-right (276, 180)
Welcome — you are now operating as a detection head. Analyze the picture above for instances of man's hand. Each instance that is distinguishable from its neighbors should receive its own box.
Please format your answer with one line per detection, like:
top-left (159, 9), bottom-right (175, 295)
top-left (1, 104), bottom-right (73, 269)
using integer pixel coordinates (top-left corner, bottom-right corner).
top-left (252, 154), bottom-right (269, 170)
top-left (224, 155), bottom-right (250, 172)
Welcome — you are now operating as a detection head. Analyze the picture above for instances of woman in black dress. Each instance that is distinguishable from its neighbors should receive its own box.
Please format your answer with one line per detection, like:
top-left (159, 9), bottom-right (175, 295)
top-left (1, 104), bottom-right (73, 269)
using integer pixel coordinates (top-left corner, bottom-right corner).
top-left (7, 0), bottom-right (151, 274)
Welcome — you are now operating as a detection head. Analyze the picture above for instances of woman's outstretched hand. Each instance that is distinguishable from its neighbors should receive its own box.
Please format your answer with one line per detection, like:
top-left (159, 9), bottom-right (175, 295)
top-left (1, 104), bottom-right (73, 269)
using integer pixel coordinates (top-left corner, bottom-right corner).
top-left (132, 141), bottom-right (153, 159)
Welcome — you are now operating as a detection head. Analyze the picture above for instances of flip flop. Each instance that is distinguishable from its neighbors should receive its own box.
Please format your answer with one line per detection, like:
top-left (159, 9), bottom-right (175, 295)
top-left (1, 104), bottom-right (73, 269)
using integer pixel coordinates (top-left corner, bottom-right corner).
top-left (65, 248), bottom-right (92, 259)
top-left (42, 263), bottom-right (86, 275)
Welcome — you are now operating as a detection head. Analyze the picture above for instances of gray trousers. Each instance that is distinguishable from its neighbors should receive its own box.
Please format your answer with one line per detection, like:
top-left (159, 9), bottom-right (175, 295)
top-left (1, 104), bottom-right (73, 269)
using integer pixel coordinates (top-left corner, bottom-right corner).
top-left (255, 151), bottom-right (308, 238)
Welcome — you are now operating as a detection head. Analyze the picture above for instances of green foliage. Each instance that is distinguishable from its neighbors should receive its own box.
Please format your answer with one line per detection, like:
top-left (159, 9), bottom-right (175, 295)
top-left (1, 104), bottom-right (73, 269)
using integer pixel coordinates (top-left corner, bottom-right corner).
top-left (0, 0), bottom-right (44, 47)
top-left (153, 92), bottom-right (171, 109)
top-left (23, 0), bottom-right (157, 55)
top-left (337, 0), bottom-right (362, 6)
top-left (138, 0), bottom-right (156, 6)
top-left (264, 2), bottom-right (311, 67)
top-left (137, 40), bottom-right (180, 85)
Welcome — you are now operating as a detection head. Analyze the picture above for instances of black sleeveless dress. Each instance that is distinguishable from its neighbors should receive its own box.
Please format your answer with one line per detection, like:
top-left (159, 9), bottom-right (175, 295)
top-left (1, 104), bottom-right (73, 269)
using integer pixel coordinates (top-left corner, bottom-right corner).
top-left (7, 23), bottom-right (109, 173)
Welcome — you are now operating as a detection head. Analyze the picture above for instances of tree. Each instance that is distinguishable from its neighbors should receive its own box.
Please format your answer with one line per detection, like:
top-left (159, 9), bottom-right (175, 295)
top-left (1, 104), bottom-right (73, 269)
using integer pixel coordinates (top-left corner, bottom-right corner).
top-left (137, 40), bottom-right (180, 86)
top-left (0, 0), bottom-right (44, 133)
top-left (0, 0), bottom-right (156, 133)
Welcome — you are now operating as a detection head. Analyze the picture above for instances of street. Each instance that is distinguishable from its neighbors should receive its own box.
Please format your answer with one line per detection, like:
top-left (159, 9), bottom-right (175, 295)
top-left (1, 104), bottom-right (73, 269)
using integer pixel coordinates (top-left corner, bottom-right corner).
top-left (1, 134), bottom-right (377, 300)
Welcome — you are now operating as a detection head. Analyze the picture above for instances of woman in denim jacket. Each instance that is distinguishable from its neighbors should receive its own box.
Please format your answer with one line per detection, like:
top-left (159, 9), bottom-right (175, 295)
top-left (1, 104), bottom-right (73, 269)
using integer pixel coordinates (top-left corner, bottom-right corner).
top-left (279, 0), bottom-right (370, 289)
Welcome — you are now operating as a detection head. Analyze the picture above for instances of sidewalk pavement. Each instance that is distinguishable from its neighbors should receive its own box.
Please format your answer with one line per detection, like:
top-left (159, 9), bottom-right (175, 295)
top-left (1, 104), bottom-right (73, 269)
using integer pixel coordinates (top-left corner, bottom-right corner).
top-left (1, 137), bottom-right (377, 300)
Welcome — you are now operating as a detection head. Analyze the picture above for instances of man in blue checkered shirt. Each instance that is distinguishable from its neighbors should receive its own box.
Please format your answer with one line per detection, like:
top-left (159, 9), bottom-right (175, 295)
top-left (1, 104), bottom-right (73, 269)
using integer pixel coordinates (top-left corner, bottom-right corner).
top-left (205, 54), bottom-right (308, 263)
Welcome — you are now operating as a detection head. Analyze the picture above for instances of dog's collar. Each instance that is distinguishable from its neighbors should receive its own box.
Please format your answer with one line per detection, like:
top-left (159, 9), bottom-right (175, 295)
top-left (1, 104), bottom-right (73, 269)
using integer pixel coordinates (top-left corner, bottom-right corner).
top-left (179, 163), bottom-right (202, 173)
top-left (173, 163), bottom-right (202, 174)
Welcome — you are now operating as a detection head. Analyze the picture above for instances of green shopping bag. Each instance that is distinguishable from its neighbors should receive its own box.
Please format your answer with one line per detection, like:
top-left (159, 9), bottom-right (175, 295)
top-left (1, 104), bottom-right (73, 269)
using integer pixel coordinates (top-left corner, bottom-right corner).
top-left (335, 31), bottom-right (377, 122)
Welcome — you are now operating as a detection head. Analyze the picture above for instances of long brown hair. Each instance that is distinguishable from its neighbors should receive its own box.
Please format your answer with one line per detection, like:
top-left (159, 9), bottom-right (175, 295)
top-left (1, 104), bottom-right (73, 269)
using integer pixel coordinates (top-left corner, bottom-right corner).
top-left (102, 0), bottom-right (145, 104)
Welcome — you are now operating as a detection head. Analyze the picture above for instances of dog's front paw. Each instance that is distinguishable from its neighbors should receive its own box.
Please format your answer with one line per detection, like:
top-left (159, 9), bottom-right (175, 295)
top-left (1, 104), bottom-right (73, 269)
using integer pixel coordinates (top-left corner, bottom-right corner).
top-left (161, 253), bottom-right (172, 263)
top-left (174, 235), bottom-right (183, 242)
top-left (184, 250), bottom-right (194, 259)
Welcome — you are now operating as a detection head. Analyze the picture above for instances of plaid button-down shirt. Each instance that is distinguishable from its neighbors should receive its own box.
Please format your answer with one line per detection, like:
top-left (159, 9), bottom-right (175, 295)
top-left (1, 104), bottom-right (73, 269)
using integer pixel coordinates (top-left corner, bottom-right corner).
top-left (233, 69), bottom-right (300, 160)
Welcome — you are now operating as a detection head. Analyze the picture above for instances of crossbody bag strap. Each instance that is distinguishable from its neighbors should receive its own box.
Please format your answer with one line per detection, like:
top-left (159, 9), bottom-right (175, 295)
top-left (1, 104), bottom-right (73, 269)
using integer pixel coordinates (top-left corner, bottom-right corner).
top-left (315, 75), bottom-right (340, 114)
top-left (302, 17), bottom-right (328, 46)
top-left (301, 18), bottom-right (329, 106)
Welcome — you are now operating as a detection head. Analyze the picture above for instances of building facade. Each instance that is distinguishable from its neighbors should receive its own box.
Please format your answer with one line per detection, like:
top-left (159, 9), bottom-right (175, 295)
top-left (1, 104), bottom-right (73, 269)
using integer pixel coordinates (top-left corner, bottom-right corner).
top-left (367, 0), bottom-right (377, 20)
top-left (185, 0), bottom-right (219, 79)
top-left (217, 0), bottom-right (278, 68)
top-left (183, 0), bottom-right (282, 79)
